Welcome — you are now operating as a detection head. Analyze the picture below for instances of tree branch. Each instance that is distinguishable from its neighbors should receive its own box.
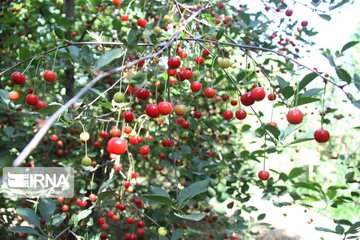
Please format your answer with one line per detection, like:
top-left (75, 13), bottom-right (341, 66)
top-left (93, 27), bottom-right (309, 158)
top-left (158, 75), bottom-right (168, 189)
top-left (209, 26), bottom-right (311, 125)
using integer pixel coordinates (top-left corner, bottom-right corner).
top-left (12, 5), bottom-right (207, 166)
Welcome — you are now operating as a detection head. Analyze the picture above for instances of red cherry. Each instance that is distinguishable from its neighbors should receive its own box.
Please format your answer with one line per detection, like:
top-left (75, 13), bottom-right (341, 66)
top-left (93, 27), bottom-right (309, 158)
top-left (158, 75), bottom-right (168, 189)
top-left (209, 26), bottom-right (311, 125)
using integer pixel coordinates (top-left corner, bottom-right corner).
top-left (131, 172), bottom-right (138, 179)
top-left (129, 137), bottom-right (138, 145)
top-left (101, 223), bottom-right (109, 231)
top-left (268, 122), bottom-right (278, 128)
top-left (193, 110), bottom-right (202, 119)
top-left (141, 145), bottom-right (150, 155)
top-left (115, 202), bottom-right (126, 211)
top-left (222, 110), bottom-right (233, 120)
top-left (146, 104), bottom-right (160, 118)
top-left (202, 49), bottom-right (210, 56)
top-left (123, 111), bottom-right (134, 123)
top-left (235, 110), bottom-right (247, 120)
top-left (126, 217), bottom-right (135, 224)
top-left (50, 134), bottom-right (59, 141)
top-left (181, 121), bottom-right (190, 129)
top-left (137, 228), bottom-right (145, 236)
top-left (61, 205), bottom-right (69, 212)
top-left (97, 217), bottom-right (105, 225)
top-left (195, 56), bottom-right (205, 65)
top-left (107, 211), bottom-right (115, 219)
top-left (230, 100), bottom-right (238, 106)
top-left (113, 163), bottom-right (122, 171)
top-left (251, 87), bottom-right (266, 101)
top-left (286, 109), bottom-right (304, 124)
top-left (285, 9), bottom-right (293, 17)
top-left (258, 170), bottom-right (270, 180)
top-left (204, 88), bottom-right (216, 98)
top-left (121, 15), bottom-right (129, 21)
top-left (137, 18), bottom-right (147, 28)
top-left (268, 93), bottom-right (276, 101)
top-left (100, 233), bottom-right (107, 240)
top-left (157, 102), bottom-right (173, 115)
top-left (100, 131), bottom-right (110, 138)
top-left (43, 70), bottom-right (57, 83)
top-left (110, 128), bottom-right (121, 137)
top-left (314, 129), bottom-right (330, 143)
top-left (88, 193), bottom-right (97, 202)
top-left (301, 20), bottom-right (308, 27)
top-left (25, 94), bottom-right (39, 106)
top-left (136, 88), bottom-right (150, 100)
top-left (167, 68), bottom-right (177, 76)
top-left (183, 69), bottom-right (193, 80)
top-left (240, 92), bottom-right (255, 106)
top-left (168, 57), bottom-right (181, 69)
top-left (11, 71), bottom-right (26, 85)
top-left (107, 137), bottom-right (128, 155)
top-left (190, 81), bottom-right (202, 92)
top-left (176, 117), bottom-right (185, 125)
top-left (112, 0), bottom-right (121, 6)
top-left (35, 101), bottom-right (47, 110)
top-left (137, 220), bottom-right (145, 228)
top-left (159, 153), bottom-right (166, 159)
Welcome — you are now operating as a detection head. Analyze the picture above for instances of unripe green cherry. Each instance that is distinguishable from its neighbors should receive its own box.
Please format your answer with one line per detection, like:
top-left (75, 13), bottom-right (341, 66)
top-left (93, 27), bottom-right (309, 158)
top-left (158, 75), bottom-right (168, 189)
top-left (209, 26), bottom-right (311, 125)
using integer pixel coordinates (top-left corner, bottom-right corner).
top-left (113, 92), bottom-right (125, 103)
top-left (158, 227), bottom-right (167, 237)
top-left (82, 156), bottom-right (92, 166)
top-left (56, 0), bottom-right (64, 7)
top-left (219, 58), bottom-right (231, 69)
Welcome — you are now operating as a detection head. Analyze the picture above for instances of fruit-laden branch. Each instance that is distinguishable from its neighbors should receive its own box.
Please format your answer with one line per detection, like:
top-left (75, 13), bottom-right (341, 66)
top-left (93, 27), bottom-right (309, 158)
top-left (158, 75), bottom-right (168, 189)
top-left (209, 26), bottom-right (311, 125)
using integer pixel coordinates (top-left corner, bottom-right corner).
top-left (180, 37), bottom-right (348, 95)
top-left (12, 3), bottom-right (215, 167)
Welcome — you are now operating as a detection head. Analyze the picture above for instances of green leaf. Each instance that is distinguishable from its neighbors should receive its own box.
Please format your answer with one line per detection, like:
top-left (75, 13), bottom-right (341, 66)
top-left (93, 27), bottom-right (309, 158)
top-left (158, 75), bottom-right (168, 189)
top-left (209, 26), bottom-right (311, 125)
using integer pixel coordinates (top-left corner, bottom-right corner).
top-left (329, 0), bottom-right (349, 11)
top-left (19, 48), bottom-right (32, 61)
top-left (264, 124), bottom-right (280, 139)
top-left (94, 48), bottom-right (123, 70)
top-left (38, 103), bottom-right (62, 114)
top-left (54, 26), bottom-right (66, 39)
top-left (98, 178), bottom-right (114, 193)
top-left (345, 172), bottom-right (355, 183)
top-left (289, 132), bottom-right (314, 145)
top-left (142, 194), bottom-right (173, 206)
top-left (346, 221), bottom-right (360, 234)
top-left (174, 212), bottom-right (205, 221)
top-left (127, 27), bottom-right (141, 46)
top-left (257, 213), bottom-right (266, 221)
top-left (171, 229), bottom-right (184, 240)
top-left (341, 41), bottom-right (359, 53)
top-left (352, 100), bottom-right (360, 109)
top-left (288, 167), bottom-right (305, 179)
top-left (298, 73), bottom-right (318, 92)
top-left (315, 227), bottom-right (335, 233)
top-left (296, 97), bottom-right (320, 106)
top-left (9, 226), bottom-right (40, 236)
top-left (302, 88), bottom-right (323, 97)
top-left (99, 101), bottom-right (112, 110)
top-left (318, 14), bottom-right (331, 21)
top-left (51, 213), bottom-right (66, 227)
top-left (336, 68), bottom-right (352, 84)
top-left (16, 208), bottom-right (40, 228)
top-left (276, 76), bottom-right (294, 99)
top-left (150, 186), bottom-right (171, 198)
top-left (39, 199), bottom-right (56, 223)
top-left (177, 179), bottom-right (209, 205)
top-left (97, 191), bottom-right (114, 201)
top-left (216, 27), bottom-right (225, 40)
top-left (354, 73), bottom-right (360, 91)
top-left (77, 209), bottom-right (92, 221)
top-left (326, 189), bottom-right (337, 200)
top-left (335, 224), bottom-right (345, 235)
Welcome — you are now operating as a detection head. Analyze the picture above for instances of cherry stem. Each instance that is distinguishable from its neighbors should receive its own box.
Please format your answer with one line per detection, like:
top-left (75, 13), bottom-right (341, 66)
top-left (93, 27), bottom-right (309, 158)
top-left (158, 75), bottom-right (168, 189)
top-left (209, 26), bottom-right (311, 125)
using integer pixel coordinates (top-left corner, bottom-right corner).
top-left (33, 59), bottom-right (42, 95)
top-left (321, 82), bottom-right (327, 129)
top-left (52, 47), bottom-right (59, 70)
